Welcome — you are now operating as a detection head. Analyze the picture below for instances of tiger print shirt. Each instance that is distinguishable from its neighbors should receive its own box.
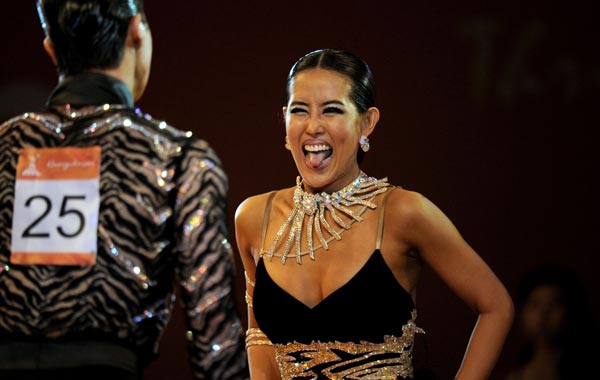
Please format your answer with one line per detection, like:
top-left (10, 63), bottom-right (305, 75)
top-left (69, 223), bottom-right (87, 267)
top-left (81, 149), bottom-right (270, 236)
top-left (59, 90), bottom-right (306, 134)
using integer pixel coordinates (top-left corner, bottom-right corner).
top-left (0, 72), bottom-right (248, 379)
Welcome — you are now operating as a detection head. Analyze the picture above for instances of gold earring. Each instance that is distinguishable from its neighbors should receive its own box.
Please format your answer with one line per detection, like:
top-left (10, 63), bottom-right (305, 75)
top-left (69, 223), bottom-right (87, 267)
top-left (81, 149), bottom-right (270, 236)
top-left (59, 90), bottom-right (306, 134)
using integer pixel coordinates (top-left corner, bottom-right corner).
top-left (359, 135), bottom-right (370, 152)
top-left (285, 136), bottom-right (291, 151)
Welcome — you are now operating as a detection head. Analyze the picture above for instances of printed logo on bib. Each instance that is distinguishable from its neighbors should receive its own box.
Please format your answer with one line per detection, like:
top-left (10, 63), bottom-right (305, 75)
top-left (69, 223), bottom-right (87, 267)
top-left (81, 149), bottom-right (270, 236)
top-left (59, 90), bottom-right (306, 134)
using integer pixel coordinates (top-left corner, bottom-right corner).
top-left (11, 147), bottom-right (101, 265)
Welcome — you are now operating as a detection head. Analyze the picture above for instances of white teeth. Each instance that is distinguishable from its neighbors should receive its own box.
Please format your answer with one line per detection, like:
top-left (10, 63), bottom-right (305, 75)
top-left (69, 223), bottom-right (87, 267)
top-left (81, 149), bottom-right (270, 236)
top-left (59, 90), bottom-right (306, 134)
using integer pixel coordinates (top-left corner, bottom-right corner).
top-left (304, 144), bottom-right (331, 152)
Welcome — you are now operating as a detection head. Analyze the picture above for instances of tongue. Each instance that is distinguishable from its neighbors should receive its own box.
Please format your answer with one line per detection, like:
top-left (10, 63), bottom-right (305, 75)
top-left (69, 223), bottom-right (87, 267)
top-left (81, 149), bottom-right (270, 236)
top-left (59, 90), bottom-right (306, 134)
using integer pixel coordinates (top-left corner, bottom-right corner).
top-left (306, 151), bottom-right (328, 168)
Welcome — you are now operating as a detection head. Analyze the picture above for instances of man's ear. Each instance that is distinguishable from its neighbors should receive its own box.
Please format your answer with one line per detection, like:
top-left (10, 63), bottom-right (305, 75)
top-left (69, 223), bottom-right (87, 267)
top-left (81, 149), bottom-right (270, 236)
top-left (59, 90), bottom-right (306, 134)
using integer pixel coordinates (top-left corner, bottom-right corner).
top-left (43, 37), bottom-right (58, 66)
top-left (129, 13), bottom-right (147, 48)
top-left (361, 106), bottom-right (380, 138)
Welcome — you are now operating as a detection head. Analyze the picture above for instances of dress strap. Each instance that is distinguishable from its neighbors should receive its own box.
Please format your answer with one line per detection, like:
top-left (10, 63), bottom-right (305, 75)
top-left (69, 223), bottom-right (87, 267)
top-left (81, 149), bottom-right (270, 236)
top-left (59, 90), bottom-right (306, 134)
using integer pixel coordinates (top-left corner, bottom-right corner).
top-left (259, 191), bottom-right (277, 255)
top-left (376, 187), bottom-right (395, 251)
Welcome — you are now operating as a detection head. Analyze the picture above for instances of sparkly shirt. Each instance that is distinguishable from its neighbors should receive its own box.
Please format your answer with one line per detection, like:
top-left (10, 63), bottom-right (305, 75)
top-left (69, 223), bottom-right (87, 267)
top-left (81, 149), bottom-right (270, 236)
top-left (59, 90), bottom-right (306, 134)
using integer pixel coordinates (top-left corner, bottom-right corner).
top-left (0, 72), bottom-right (248, 379)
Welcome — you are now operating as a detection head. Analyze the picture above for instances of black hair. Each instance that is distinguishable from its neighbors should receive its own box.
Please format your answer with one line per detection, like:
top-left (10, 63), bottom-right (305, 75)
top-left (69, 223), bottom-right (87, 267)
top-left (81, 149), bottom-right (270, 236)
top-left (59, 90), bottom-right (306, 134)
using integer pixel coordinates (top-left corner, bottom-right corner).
top-left (286, 49), bottom-right (375, 114)
top-left (286, 49), bottom-right (376, 163)
top-left (37, 0), bottom-right (145, 75)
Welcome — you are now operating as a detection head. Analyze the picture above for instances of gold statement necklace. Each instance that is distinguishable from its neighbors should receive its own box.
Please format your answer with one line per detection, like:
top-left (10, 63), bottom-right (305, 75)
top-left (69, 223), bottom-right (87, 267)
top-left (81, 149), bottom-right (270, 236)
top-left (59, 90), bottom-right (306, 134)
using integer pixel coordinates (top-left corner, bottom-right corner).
top-left (265, 171), bottom-right (392, 264)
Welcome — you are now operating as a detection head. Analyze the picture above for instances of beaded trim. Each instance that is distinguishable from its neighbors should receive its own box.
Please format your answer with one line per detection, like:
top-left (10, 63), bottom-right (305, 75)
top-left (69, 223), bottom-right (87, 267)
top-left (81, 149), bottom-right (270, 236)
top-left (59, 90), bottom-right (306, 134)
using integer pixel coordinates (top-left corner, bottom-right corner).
top-left (273, 310), bottom-right (424, 379)
top-left (244, 271), bottom-right (255, 308)
top-left (265, 172), bottom-right (391, 264)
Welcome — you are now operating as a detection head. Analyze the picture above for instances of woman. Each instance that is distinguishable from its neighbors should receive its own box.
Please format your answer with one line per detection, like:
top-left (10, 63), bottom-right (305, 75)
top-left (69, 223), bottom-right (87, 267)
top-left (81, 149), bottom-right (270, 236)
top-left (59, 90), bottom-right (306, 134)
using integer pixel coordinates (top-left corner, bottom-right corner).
top-left (504, 265), bottom-right (597, 380)
top-left (235, 49), bottom-right (514, 380)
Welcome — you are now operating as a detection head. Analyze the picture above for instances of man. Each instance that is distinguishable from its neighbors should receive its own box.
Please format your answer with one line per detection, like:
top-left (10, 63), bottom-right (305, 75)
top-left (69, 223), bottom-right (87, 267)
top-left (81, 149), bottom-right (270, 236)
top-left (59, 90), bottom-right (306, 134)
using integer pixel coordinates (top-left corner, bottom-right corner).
top-left (0, 1), bottom-right (248, 379)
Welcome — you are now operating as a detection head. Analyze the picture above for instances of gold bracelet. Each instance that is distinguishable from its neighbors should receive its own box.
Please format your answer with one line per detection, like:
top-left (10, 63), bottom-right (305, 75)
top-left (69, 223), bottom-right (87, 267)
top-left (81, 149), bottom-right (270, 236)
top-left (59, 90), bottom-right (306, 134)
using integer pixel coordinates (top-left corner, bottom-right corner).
top-left (245, 328), bottom-right (273, 349)
top-left (246, 339), bottom-right (273, 348)
top-left (245, 328), bottom-right (265, 336)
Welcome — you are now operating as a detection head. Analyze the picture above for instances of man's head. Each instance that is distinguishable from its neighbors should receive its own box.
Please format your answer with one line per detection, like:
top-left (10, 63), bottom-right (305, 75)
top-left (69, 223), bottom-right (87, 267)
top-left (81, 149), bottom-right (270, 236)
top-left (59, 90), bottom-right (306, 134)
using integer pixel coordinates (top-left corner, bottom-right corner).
top-left (38, 0), bottom-right (151, 100)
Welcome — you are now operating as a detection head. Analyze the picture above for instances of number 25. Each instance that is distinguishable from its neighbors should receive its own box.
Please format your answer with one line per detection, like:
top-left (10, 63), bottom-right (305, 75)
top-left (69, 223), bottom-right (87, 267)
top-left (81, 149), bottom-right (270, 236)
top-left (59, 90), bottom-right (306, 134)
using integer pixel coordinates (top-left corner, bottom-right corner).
top-left (22, 195), bottom-right (86, 238)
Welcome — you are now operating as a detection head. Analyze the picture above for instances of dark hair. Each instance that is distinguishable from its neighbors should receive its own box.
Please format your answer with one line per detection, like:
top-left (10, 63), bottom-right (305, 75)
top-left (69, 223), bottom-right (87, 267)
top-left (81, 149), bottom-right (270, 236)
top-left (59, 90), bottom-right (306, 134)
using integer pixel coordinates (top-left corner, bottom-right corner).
top-left (286, 49), bottom-right (376, 114)
top-left (37, 0), bottom-right (145, 75)
top-left (286, 49), bottom-right (376, 163)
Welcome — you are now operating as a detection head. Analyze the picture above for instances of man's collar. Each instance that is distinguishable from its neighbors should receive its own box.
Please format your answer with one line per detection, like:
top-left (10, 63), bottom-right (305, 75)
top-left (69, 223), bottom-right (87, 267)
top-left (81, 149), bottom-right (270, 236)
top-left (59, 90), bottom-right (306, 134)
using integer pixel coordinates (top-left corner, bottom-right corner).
top-left (46, 72), bottom-right (134, 109)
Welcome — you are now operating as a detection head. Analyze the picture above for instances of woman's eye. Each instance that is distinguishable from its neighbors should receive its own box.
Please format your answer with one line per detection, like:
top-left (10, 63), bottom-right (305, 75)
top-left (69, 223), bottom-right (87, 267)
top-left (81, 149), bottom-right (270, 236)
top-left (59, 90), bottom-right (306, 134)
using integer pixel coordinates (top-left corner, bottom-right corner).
top-left (290, 108), bottom-right (308, 114)
top-left (324, 107), bottom-right (344, 114)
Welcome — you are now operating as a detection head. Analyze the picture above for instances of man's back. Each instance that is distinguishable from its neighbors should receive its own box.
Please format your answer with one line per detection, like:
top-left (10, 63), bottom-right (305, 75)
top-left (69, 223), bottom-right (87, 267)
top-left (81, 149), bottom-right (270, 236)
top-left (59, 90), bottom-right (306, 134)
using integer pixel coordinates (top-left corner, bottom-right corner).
top-left (0, 71), bottom-right (247, 379)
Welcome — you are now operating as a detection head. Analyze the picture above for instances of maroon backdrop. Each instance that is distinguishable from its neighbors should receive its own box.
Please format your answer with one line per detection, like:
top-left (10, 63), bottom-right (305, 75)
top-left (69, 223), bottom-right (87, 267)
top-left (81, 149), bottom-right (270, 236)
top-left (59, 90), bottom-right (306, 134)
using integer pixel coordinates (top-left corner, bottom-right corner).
top-left (1, 1), bottom-right (597, 379)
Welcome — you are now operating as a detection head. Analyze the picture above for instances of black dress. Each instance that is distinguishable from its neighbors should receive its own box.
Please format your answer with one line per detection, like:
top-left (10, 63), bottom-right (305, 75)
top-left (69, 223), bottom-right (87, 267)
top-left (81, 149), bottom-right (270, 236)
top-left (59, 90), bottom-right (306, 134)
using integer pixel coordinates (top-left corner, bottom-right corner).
top-left (253, 191), bottom-right (424, 380)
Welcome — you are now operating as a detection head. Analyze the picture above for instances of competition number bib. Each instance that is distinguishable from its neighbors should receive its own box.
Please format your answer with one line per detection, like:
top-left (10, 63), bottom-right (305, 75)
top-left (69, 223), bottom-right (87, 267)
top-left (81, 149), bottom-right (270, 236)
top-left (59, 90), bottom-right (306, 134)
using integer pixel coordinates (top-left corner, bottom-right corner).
top-left (11, 147), bottom-right (101, 265)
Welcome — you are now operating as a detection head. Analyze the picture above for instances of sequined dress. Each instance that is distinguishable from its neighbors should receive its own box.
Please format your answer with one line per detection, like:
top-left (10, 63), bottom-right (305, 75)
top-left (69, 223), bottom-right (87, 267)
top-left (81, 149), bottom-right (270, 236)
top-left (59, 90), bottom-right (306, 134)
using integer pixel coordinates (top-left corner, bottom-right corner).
top-left (0, 72), bottom-right (247, 379)
top-left (253, 192), bottom-right (423, 380)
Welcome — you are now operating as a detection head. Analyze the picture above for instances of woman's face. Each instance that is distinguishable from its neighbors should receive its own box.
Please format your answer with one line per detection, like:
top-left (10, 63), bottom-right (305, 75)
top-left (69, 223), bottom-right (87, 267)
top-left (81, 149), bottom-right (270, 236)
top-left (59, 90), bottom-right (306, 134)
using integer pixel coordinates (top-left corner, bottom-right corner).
top-left (520, 284), bottom-right (567, 344)
top-left (284, 68), bottom-right (367, 194)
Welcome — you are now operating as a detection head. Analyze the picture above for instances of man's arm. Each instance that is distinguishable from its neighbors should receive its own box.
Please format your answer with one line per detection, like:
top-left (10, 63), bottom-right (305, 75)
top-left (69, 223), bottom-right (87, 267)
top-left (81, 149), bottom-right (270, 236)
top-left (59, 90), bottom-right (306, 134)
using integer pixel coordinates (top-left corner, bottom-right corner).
top-left (174, 138), bottom-right (248, 380)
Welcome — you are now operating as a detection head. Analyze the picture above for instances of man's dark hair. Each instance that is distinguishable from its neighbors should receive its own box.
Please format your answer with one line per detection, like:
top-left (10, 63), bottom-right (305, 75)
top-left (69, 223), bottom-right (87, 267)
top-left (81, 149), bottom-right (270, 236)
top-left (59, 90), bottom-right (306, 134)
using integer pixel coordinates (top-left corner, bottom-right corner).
top-left (37, 0), bottom-right (145, 75)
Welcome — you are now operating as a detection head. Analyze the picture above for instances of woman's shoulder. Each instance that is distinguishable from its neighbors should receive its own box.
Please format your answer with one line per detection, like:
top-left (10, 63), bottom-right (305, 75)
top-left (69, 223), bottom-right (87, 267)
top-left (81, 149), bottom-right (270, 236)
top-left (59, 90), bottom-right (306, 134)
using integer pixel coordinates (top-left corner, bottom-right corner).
top-left (235, 191), bottom-right (274, 221)
top-left (385, 186), bottom-right (431, 215)
top-left (235, 188), bottom-right (293, 222)
top-left (383, 186), bottom-right (446, 230)
top-left (235, 188), bottom-right (294, 254)
top-left (234, 191), bottom-right (277, 252)
top-left (384, 186), bottom-right (462, 248)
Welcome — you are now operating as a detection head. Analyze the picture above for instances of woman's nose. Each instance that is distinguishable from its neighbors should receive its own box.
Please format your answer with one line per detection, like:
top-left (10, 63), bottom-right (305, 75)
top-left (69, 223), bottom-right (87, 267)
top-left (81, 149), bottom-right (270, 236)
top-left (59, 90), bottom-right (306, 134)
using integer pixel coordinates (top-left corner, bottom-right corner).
top-left (306, 114), bottom-right (324, 135)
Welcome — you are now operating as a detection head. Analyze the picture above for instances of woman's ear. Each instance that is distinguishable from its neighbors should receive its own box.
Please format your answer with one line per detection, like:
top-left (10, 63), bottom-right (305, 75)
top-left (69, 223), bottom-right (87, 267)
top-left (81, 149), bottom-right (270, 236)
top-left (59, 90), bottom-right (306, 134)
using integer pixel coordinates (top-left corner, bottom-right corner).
top-left (361, 107), bottom-right (380, 138)
top-left (43, 37), bottom-right (58, 66)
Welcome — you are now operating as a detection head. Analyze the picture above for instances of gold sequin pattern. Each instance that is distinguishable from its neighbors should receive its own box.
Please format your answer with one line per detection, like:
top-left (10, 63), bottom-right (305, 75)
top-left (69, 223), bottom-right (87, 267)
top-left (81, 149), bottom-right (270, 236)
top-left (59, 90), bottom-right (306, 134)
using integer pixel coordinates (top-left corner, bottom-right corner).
top-left (273, 310), bottom-right (424, 380)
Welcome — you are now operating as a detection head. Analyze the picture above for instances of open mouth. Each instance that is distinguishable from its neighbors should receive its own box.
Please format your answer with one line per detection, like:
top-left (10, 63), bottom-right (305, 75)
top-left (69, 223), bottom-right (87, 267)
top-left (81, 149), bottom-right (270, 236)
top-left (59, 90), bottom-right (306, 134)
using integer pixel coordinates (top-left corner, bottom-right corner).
top-left (304, 144), bottom-right (332, 168)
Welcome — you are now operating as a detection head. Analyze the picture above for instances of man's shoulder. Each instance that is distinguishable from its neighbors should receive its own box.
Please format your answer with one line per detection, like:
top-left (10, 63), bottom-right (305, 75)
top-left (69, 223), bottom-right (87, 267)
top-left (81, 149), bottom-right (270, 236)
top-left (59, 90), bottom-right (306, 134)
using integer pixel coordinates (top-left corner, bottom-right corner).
top-left (1, 110), bottom-right (54, 125)
top-left (0, 111), bottom-right (60, 136)
top-left (1, 113), bottom-right (29, 128)
top-left (126, 108), bottom-right (215, 152)
top-left (126, 108), bottom-right (186, 139)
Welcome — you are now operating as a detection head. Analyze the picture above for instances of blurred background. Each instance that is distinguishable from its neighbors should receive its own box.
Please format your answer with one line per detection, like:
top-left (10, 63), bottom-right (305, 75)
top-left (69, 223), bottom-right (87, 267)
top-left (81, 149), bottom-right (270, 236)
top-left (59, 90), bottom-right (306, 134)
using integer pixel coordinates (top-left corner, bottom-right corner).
top-left (1, 1), bottom-right (597, 379)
